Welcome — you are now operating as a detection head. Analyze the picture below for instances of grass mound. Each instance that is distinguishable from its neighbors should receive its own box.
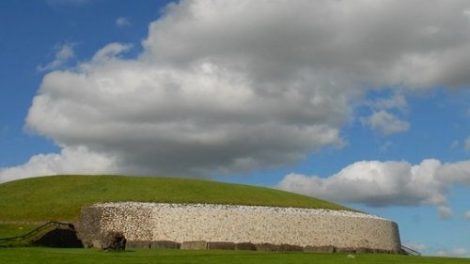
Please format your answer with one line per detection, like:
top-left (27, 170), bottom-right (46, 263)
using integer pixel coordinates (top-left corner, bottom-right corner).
top-left (0, 175), bottom-right (348, 222)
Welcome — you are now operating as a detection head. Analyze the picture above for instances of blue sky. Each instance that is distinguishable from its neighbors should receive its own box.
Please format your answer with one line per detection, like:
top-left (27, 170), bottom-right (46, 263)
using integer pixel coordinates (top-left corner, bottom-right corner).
top-left (1, 0), bottom-right (470, 257)
top-left (1, 0), bottom-right (170, 166)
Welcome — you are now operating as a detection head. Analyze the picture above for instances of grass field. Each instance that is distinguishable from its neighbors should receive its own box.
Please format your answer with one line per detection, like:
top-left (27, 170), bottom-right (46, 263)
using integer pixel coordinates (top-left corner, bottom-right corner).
top-left (0, 248), bottom-right (469, 264)
top-left (0, 224), bottom-right (37, 238)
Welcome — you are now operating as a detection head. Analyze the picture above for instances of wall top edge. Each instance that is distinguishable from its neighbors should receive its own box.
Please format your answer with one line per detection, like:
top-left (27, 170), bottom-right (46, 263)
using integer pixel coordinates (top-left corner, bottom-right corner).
top-left (87, 202), bottom-right (391, 221)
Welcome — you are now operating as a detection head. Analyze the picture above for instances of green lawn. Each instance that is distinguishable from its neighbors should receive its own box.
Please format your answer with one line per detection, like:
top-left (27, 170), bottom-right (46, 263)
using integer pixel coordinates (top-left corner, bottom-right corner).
top-left (0, 175), bottom-right (348, 222)
top-left (0, 224), bottom-right (37, 238)
top-left (0, 248), bottom-right (468, 264)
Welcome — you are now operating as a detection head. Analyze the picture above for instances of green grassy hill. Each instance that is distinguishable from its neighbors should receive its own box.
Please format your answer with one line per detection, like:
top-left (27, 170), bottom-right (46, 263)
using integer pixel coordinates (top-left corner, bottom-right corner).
top-left (0, 175), bottom-right (347, 223)
top-left (2, 176), bottom-right (468, 263)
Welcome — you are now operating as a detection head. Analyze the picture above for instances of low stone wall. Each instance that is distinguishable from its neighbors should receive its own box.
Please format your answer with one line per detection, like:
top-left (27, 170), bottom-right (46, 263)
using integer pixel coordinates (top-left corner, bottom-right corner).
top-left (78, 202), bottom-right (401, 253)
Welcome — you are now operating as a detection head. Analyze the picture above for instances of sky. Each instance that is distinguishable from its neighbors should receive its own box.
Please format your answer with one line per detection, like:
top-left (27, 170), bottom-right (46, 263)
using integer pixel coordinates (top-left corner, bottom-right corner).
top-left (1, 0), bottom-right (470, 257)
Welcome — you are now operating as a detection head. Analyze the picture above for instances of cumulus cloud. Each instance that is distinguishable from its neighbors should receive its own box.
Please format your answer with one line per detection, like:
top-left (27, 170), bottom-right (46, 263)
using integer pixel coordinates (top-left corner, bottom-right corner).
top-left (436, 247), bottom-right (469, 257)
top-left (0, 146), bottom-right (117, 183)
top-left (116, 17), bottom-right (131, 28)
top-left (371, 93), bottom-right (408, 111)
top-left (24, 41), bottom-right (345, 178)
top-left (361, 92), bottom-right (410, 135)
top-left (437, 206), bottom-right (453, 219)
top-left (37, 43), bottom-right (75, 72)
top-left (438, 160), bottom-right (470, 185)
top-left (279, 160), bottom-right (447, 207)
top-left (91, 42), bottom-right (132, 62)
top-left (279, 159), bottom-right (470, 214)
top-left (144, 0), bottom-right (470, 88)
top-left (4, 0), bottom-right (470, 182)
top-left (361, 110), bottom-right (410, 135)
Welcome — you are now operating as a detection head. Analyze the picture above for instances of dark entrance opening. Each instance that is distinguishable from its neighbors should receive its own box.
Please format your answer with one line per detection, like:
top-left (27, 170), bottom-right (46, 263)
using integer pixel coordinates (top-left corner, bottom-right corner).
top-left (32, 228), bottom-right (83, 248)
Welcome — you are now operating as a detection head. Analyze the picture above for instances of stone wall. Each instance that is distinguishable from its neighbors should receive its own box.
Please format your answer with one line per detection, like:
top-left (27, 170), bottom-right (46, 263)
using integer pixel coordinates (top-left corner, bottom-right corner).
top-left (78, 202), bottom-right (401, 252)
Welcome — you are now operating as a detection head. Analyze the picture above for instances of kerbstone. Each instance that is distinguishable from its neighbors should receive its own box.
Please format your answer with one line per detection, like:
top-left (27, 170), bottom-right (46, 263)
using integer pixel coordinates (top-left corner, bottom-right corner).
top-left (181, 241), bottom-right (208, 250)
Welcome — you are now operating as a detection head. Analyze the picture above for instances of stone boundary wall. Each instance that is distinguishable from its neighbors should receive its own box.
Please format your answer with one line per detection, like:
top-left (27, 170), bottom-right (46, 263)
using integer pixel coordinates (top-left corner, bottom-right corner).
top-left (78, 202), bottom-right (401, 253)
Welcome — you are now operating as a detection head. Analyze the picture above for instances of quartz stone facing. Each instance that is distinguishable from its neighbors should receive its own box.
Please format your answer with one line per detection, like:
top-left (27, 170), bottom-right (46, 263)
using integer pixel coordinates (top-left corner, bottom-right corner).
top-left (78, 202), bottom-right (401, 253)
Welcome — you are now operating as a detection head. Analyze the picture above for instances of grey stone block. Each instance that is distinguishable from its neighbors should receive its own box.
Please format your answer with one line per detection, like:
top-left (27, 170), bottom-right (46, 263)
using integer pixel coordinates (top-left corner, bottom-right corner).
top-left (279, 244), bottom-right (304, 252)
top-left (304, 245), bottom-right (336, 253)
top-left (255, 243), bottom-right (281, 251)
top-left (235, 242), bottom-right (257, 251)
top-left (101, 232), bottom-right (126, 251)
top-left (181, 240), bottom-right (207, 250)
top-left (126, 240), bottom-right (151, 249)
top-left (207, 241), bottom-right (236, 250)
top-left (150, 240), bottom-right (181, 249)
top-left (336, 247), bottom-right (356, 253)
top-left (355, 247), bottom-right (374, 254)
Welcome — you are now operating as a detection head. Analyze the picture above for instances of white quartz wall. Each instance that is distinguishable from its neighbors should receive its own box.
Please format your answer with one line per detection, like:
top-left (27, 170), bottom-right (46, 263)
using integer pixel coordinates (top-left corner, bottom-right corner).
top-left (79, 202), bottom-right (401, 252)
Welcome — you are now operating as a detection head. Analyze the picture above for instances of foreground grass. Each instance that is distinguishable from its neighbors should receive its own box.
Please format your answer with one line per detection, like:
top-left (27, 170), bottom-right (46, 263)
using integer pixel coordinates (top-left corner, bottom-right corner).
top-left (0, 175), bottom-right (347, 222)
top-left (0, 224), bottom-right (38, 238)
top-left (0, 248), bottom-right (468, 264)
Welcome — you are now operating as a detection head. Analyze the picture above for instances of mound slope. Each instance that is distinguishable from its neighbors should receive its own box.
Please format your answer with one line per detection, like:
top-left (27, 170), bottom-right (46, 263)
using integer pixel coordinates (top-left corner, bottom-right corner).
top-left (0, 175), bottom-right (348, 222)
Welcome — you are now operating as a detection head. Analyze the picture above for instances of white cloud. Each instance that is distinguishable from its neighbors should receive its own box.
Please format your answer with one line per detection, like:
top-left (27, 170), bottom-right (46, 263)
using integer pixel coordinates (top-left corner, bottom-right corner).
top-left (116, 17), bottom-right (131, 28)
top-left (362, 93), bottom-right (410, 135)
top-left (438, 160), bottom-right (470, 185)
top-left (362, 110), bottom-right (410, 135)
top-left (0, 146), bottom-right (117, 183)
top-left (279, 159), bottom-right (447, 207)
top-left (4, 0), bottom-right (470, 182)
top-left (453, 248), bottom-right (468, 256)
top-left (465, 211), bottom-right (470, 220)
top-left (144, 0), bottom-right (470, 88)
top-left (279, 159), bottom-right (470, 215)
top-left (37, 43), bottom-right (75, 72)
top-left (91, 42), bottom-right (132, 62)
top-left (437, 206), bottom-right (453, 219)
top-left (371, 93), bottom-right (408, 111)
top-left (436, 247), bottom-right (469, 257)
